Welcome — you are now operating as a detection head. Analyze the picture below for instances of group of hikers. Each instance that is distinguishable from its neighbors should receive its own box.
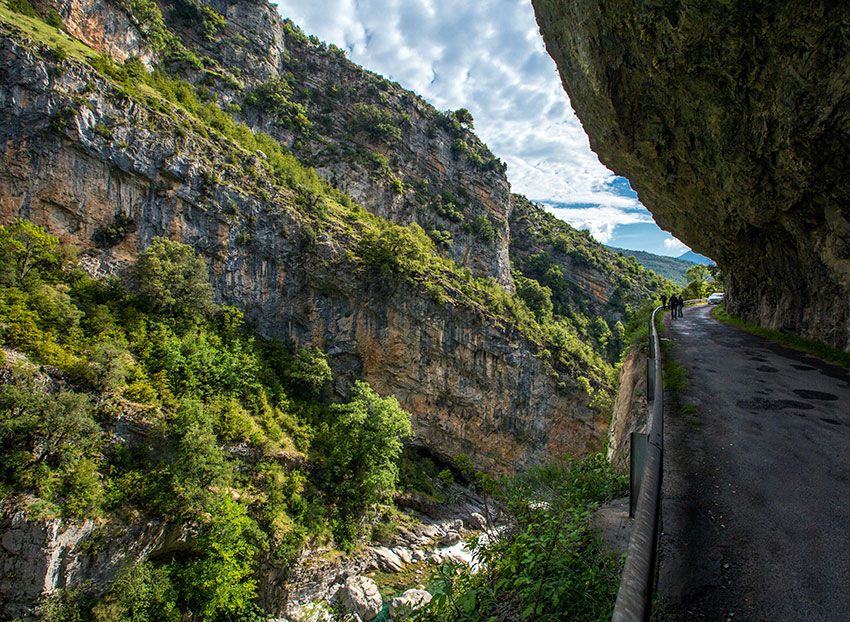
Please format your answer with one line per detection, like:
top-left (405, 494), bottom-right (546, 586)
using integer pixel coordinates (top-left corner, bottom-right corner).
top-left (661, 294), bottom-right (684, 319)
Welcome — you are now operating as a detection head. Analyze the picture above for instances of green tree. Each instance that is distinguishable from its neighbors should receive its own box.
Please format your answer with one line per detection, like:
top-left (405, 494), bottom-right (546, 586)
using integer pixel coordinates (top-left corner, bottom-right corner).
top-left (453, 108), bottom-right (474, 129)
top-left (92, 562), bottom-right (180, 622)
top-left (280, 347), bottom-right (333, 399)
top-left (133, 237), bottom-right (216, 319)
top-left (0, 219), bottom-right (63, 286)
top-left (514, 274), bottom-right (554, 323)
top-left (0, 376), bottom-right (102, 512)
top-left (316, 381), bottom-right (412, 545)
top-left (684, 264), bottom-right (711, 299)
top-left (175, 496), bottom-right (265, 621)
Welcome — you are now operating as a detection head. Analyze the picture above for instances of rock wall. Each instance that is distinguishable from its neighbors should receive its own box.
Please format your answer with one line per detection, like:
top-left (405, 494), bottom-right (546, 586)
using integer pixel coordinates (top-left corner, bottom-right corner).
top-left (607, 348), bottom-right (648, 474)
top-left (0, 505), bottom-right (187, 620)
top-left (0, 28), bottom-right (605, 475)
top-left (532, 0), bottom-right (850, 350)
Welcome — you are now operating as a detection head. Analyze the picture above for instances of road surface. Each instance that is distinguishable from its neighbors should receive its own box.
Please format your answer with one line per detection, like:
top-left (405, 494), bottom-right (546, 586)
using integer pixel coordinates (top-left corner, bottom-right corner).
top-left (657, 305), bottom-right (850, 621)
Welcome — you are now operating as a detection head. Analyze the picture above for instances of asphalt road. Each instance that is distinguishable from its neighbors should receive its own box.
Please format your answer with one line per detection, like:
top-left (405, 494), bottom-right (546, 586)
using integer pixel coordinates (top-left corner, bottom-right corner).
top-left (656, 305), bottom-right (850, 621)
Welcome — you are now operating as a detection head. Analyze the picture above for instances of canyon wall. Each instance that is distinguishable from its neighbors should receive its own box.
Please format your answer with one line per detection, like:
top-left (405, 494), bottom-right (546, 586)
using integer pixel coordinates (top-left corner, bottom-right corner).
top-left (0, 28), bottom-right (605, 475)
top-left (533, 0), bottom-right (850, 350)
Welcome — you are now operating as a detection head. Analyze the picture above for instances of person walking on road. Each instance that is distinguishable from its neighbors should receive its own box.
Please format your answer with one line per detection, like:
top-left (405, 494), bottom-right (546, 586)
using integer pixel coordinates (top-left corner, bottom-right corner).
top-left (670, 294), bottom-right (678, 320)
top-left (677, 296), bottom-right (684, 318)
top-left (661, 294), bottom-right (668, 309)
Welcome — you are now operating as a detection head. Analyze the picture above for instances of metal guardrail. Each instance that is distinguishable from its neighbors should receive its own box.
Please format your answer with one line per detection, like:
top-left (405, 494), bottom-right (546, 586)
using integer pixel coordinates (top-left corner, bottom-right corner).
top-left (611, 305), bottom-right (664, 622)
top-left (612, 299), bottom-right (707, 621)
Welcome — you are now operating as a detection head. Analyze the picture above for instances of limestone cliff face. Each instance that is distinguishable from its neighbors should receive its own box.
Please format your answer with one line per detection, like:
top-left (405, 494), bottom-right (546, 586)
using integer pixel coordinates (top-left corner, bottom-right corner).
top-left (532, 0), bottom-right (850, 350)
top-left (0, 29), bottom-right (605, 474)
top-left (156, 0), bottom-right (514, 287)
top-left (0, 506), bottom-right (187, 619)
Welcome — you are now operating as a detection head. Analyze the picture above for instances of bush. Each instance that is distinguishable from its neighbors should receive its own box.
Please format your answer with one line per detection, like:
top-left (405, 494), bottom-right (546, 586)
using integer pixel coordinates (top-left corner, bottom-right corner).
top-left (515, 274), bottom-right (554, 323)
top-left (352, 103), bottom-right (402, 144)
top-left (92, 562), bottom-right (180, 622)
top-left (283, 347), bottom-right (333, 399)
top-left (416, 455), bottom-right (627, 622)
top-left (133, 238), bottom-right (216, 320)
top-left (244, 78), bottom-right (310, 130)
top-left (0, 219), bottom-right (63, 287)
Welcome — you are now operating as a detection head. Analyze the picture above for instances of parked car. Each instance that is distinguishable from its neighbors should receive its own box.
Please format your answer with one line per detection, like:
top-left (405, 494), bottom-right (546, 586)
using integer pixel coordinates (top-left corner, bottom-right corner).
top-left (708, 292), bottom-right (725, 304)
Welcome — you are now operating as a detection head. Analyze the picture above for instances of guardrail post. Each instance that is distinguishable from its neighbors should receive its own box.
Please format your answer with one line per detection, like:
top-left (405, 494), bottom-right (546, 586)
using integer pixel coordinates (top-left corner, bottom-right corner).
top-left (647, 360), bottom-right (656, 402)
top-left (648, 316), bottom-right (655, 359)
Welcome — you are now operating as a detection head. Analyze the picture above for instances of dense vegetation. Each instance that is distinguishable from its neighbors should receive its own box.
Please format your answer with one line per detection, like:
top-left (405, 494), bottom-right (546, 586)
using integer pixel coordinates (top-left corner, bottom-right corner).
top-left (415, 455), bottom-right (627, 622)
top-left (0, 221), bottom-right (412, 620)
top-left (509, 195), bottom-right (674, 363)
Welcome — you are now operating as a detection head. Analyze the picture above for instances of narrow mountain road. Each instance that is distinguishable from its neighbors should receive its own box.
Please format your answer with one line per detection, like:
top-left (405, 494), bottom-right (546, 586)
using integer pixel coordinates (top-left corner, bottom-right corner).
top-left (657, 305), bottom-right (850, 621)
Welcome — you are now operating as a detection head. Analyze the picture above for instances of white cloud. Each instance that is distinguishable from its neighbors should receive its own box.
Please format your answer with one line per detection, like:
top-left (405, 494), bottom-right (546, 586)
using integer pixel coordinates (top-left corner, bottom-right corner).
top-left (663, 237), bottom-right (691, 255)
top-left (279, 0), bottom-right (659, 246)
top-left (541, 204), bottom-right (654, 243)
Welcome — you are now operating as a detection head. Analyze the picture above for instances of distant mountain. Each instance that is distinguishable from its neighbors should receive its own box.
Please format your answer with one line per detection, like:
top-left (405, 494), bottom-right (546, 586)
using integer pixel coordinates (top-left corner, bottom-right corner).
top-left (678, 250), bottom-right (715, 265)
top-left (608, 247), bottom-right (693, 285)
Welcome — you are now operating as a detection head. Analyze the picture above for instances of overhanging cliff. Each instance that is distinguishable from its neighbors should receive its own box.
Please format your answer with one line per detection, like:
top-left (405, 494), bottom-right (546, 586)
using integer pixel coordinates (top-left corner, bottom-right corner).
top-left (532, 0), bottom-right (850, 350)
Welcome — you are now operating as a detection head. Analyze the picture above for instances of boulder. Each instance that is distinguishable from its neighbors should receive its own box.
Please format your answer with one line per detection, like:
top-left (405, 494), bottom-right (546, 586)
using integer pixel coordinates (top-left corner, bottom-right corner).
top-left (388, 589), bottom-right (433, 619)
top-left (371, 546), bottom-right (404, 572)
top-left (338, 575), bottom-right (382, 622)
top-left (465, 512), bottom-right (487, 530)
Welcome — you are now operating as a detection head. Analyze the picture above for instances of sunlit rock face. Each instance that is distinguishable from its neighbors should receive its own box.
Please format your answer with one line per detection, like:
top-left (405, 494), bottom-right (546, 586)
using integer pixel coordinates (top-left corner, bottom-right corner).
top-left (532, 0), bottom-right (850, 350)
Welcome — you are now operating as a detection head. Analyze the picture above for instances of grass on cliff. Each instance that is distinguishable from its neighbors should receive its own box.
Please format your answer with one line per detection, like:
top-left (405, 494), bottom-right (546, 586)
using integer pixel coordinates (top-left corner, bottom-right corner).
top-left (711, 305), bottom-right (850, 368)
top-left (1, 0), bottom-right (98, 61)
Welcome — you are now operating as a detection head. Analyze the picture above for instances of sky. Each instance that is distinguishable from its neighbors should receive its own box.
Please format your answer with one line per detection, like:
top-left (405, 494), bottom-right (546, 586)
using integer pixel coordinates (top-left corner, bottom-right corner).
top-left (278, 0), bottom-right (691, 257)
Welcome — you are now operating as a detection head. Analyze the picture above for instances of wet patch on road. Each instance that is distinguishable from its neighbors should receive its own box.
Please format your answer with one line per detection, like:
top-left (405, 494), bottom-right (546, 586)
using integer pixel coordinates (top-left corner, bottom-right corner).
top-left (736, 398), bottom-right (815, 411)
top-left (749, 356), bottom-right (768, 362)
top-left (793, 389), bottom-right (838, 401)
top-left (756, 365), bottom-right (779, 372)
top-left (792, 364), bottom-right (817, 371)
top-left (820, 418), bottom-right (843, 427)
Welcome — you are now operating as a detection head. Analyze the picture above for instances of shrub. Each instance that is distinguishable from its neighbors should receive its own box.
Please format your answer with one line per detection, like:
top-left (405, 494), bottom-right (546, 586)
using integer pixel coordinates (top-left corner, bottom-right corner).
top-left (133, 238), bottom-right (216, 320)
top-left (92, 562), bottom-right (180, 622)
top-left (283, 347), bottom-right (333, 399)
top-left (514, 274), bottom-right (554, 323)
top-left (352, 103), bottom-right (402, 144)
top-left (416, 455), bottom-right (627, 622)
top-left (244, 78), bottom-right (310, 130)
top-left (0, 219), bottom-right (63, 287)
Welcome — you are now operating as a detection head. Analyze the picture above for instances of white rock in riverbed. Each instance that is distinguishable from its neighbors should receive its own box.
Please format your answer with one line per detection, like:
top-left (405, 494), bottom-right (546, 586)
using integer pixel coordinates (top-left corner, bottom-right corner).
top-left (339, 575), bottom-right (382, 622)
top-left (389, 589), bottom-right (433, 619)
top-left (372, 546), bottom-right (404, 572)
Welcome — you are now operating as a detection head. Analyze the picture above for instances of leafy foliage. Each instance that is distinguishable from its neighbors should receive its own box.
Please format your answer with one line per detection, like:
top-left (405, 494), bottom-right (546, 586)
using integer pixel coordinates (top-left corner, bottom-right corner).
top-left (415, 454), bottom-right (627, 622)
top-left (244, 77), bottom-right (311, 130)
top-left (0, 223), bottom-right (414, 618)
top-left (132, 237), bottom-right (216, 320)
top-left (314, 381), bottom-right (412, 546)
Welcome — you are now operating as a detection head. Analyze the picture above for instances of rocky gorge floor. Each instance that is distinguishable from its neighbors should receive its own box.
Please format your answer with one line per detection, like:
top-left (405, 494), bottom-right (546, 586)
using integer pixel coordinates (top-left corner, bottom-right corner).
top-left (282, 489), bottom-right (493, 621)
